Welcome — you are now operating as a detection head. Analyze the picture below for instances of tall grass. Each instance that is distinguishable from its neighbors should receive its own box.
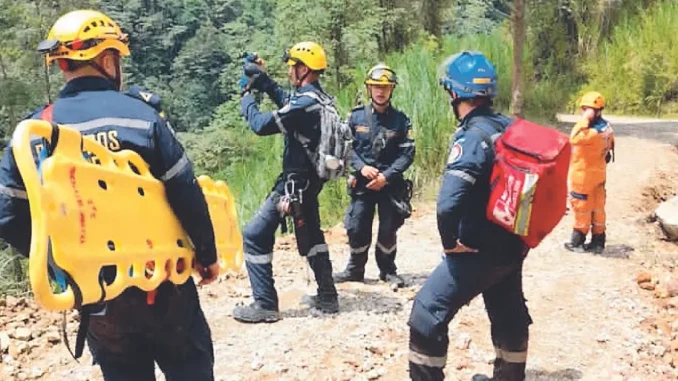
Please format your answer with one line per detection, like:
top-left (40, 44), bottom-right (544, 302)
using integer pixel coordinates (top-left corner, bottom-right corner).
top-left (0, 247), bottom-right (30, 296)
top-left (581, 0), bottom-right (678, 116)
top-left (184, 25), bottom-right (582, 231)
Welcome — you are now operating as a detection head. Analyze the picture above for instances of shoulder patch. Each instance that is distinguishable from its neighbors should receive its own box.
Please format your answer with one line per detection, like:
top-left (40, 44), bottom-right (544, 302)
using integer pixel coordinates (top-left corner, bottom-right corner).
top-left (125, 85), bottom-right (162, 112)
top-left (447, 142), bottom-right (463, 164)
top-left (138, 90), bottom-right (154, 104)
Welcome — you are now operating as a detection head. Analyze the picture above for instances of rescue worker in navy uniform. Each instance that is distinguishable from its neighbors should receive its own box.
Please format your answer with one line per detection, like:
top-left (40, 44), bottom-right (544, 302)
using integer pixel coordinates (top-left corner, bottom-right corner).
top-left (233, 41), bottom-right (339, 323)
top-left (407, 51), bottom-right (532, 381)
top-left (333, 64), bottom-right (415, 289)
top-left (0, 10), bottom-right (219, 381)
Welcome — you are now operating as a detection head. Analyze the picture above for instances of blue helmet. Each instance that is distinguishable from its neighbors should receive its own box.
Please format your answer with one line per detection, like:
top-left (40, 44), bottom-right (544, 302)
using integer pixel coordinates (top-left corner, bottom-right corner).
top-left (439, 51), bottom-right (498, 99)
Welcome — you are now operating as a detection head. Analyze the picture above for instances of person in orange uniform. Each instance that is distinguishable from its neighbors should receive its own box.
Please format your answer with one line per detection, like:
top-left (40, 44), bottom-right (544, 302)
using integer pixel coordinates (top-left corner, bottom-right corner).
top-left (564, 91), bottom-right (615, 254)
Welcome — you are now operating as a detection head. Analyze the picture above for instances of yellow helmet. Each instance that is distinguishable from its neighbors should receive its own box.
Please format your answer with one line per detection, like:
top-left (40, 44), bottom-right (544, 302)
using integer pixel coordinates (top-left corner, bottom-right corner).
top-left (580, 91), bottom-right (606, 109)
top-left (37, 9), bottom-right (130, 65)
top-left (283, 41), bottom-right (327, 71)
top-left (365, 64), bottom-right (397, 86)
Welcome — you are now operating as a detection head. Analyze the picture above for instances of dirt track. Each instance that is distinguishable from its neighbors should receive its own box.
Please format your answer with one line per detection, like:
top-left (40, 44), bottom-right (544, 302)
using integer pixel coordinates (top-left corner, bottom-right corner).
top-left (4, 116), bottom-right (678, 381)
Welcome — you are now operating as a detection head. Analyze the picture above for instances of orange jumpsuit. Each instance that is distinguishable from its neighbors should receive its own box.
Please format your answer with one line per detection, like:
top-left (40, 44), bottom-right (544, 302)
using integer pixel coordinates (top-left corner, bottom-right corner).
top-left (568, 117), bottom-right (614, 235)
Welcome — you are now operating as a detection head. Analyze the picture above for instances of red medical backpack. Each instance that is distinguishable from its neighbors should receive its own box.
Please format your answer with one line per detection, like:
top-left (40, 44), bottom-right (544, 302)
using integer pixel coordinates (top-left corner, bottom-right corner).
top-left (483, 118), bottom-right (571, 248)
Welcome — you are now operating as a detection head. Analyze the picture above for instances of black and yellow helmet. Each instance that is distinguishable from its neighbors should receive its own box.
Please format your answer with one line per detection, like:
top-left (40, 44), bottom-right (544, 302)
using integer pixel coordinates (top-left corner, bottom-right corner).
top-left (365, 64), bottom-right (397, 86)
top-left (37, 10), bottom-right (130, 65)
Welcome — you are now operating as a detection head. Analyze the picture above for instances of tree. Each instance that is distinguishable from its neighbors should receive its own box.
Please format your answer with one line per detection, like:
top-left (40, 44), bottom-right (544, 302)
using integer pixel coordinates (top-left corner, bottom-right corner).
top-left (511, 0), bottom-right (525, 117)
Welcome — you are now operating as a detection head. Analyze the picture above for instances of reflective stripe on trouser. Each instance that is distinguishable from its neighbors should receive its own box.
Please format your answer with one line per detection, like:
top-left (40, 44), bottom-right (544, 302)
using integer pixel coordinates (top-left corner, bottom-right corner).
top-left (243, 193), bottom-right (281, 310)
top-left (495, 347), bottom-right (528, 363)
top-left (344, 195), bottom-right (375, 276)
top-left (244, 183), bottom-right (335, 309)
top-left (344, 244), bottom-right (369, 276)
top-left (408, 248), bottom-right (531, 381)
top-left (570, 185), bottom-right (606, 235)
top-left (343, 192), bottom-right (404, 275)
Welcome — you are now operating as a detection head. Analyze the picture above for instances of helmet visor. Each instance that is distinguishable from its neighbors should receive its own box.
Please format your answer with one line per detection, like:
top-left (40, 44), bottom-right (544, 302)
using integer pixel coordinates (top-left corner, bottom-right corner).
top-left (366, 68), bottom-right (397, 85)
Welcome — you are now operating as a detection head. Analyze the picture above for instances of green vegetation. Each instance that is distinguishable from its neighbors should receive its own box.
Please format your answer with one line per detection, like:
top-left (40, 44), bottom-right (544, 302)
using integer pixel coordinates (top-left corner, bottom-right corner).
top-left (1, 0), bottom-right (677, 295)
top-left (581, 1), bottom-right (678, 117)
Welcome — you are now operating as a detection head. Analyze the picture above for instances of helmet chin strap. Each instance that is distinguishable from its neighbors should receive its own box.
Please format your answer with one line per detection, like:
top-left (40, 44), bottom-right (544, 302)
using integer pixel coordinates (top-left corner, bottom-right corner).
top-left (88, 54), bottom-right (122, 91)
top-left (294, 65), bottom-right (310, 88)
top-left (450, 92), bottom-right (462, 121)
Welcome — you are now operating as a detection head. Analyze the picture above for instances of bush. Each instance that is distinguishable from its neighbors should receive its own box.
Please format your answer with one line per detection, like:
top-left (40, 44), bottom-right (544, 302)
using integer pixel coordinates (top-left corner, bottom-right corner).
top-left (581, 1), bottom-right (678, 117)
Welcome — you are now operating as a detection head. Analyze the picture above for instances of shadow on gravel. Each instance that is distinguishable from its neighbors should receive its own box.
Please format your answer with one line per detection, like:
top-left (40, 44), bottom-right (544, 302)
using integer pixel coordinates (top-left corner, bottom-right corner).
top-left (571, 244), bottom-right (635, 259)
top-left (402, 271), bottom-right (434, 288)
top-left (280, 288), bottom-right (403, 319)
top-left (527, 368), bottom-right (583, 381)
top-left (356, 272), bottom-right (434, 288)
top-left (598, 244), bottom-right (635, 259)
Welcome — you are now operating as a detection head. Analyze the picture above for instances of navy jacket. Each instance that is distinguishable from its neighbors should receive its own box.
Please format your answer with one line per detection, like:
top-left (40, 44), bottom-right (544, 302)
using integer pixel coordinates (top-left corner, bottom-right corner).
top-left (240, 77), bottom-right (331, 190)
top-left (0, 76), bottom-right (217, 266)
top-left (349, 104), bottom-right (415, 188)
top-left (436, 105), bottom-right (524, 254)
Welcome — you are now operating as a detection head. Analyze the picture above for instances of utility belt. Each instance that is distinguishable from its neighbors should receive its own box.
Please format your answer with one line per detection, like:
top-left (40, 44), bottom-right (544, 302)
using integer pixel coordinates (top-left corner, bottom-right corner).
top-left (64, 272), bottom-right (180, 361)
top-left (347, 173), bottom-right (413, 219)
top-left (276, 173), bottom-right (313, 256)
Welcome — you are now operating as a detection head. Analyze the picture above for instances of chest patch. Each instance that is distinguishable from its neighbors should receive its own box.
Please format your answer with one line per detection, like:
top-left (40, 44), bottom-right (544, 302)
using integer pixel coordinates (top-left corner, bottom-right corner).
top-left (447, 142), bottom-right (463, 164)
top-left (356, 125), bottom-right (369, 133)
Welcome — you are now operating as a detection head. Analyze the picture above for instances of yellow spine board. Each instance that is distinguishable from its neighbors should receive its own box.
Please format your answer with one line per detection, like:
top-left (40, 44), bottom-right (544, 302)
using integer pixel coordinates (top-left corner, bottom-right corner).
top-left (12, 120), bottom-right (243, 311)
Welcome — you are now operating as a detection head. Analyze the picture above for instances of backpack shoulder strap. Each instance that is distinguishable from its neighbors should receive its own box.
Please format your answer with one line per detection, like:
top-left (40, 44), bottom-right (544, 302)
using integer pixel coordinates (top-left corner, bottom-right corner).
top-left (364, 104), bottom-right (374, 130)
top-left (466, 116), bottom-right (507, 150)
top-left (40, 104), bottom-right (54, 122)
top-left (363, 104), bottom-right (382, 143)
top-left (298, 90), bottom-right (333, 106)
top-left (36, 104), bottom-right (62, 158)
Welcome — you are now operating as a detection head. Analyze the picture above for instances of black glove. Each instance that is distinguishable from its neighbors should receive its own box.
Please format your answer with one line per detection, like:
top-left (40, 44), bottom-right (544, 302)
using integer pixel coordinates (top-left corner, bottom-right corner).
top-left (244, 62), bottom-right (265, 77)
top-left (243, 62), bottom-right (269, 92)
top-left (605, 151), bottom-right (612, 163)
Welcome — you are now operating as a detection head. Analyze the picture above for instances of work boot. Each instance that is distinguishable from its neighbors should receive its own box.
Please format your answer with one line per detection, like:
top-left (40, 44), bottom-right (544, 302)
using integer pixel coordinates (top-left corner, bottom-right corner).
top-left (333, 253), bottom-right (367, 283)
top-left (472, 358), bottom-right (526, 381)
top-left (380, 272), bottom-right (405, 289)
top-left (232, 301), bottom-right (280, 323)
top-left (333, 269), bottom-right (364, 283)
top-left (472, 357), bottom-right (503, 381)
top-left (301, 294), bottom-right (339, 314)
top-left (563, 230), bottom-right (586, 252)
top-left (471, 375), bottom-right (492, 381)
top-left (585, 232), bottom-right (606, 254)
